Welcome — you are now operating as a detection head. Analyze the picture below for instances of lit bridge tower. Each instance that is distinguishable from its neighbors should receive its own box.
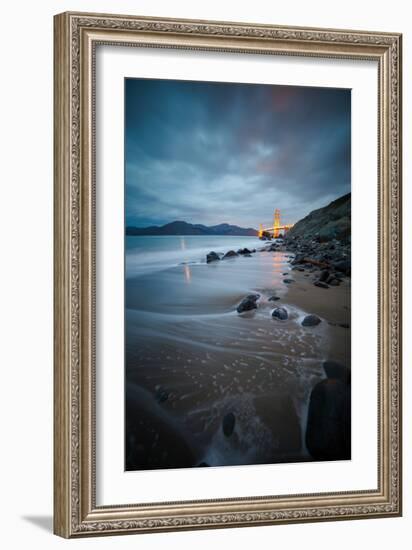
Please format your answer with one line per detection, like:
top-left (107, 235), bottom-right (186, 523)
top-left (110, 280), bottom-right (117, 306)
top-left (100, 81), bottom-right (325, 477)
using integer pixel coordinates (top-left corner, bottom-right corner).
top-left (273, 209), bottom-right (281, 238)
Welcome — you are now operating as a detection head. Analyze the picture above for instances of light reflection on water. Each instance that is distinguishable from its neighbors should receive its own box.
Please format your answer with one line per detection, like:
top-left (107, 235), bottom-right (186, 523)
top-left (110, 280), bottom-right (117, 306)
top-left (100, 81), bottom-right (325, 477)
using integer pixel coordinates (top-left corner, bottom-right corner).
top-left (272, 253), bottom-right (283, 274)
top-left (183, 264), bottom-right (192, 284)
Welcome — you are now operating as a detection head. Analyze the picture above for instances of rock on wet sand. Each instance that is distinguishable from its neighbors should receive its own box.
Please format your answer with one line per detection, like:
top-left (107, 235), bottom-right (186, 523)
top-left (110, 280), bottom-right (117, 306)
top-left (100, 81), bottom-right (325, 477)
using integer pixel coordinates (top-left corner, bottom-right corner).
top-left (236, 294), bottom-right (260, 313)
top-left (272, 307), bottom-right (288, 321)
top-left (302, 314), bottom-right (321, 327)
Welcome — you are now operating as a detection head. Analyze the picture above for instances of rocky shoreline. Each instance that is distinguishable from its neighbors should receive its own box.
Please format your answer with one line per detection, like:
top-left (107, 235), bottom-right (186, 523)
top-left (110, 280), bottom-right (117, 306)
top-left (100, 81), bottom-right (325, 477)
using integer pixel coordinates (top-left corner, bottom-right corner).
top-left (201, 233), bottom-right (351, 463)
top-left (205, 230), bottom-right (351, 307)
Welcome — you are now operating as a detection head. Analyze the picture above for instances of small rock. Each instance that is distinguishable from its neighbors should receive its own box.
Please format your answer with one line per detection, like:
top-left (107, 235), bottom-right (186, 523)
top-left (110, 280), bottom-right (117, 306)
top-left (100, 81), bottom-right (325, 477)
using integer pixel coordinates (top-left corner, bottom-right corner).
top-left (236, 294), bottom-right (260, 313)
top-left (237, 247), bottom-right (252, 255)
top-left (272, 307), bottom-right (288, 321)
top-left (314, 281), bottom-right (329, 289)
top-left (319, 269), bottom-right (330, 282)
top-left (222, 413), bottom-right (236, 437)
top-left (223, 250), bottom-right (239, 259)
top-left (302, 314), bottom-right (321, 327)
top-left (283, 278), bottom-right (295, 284)
top-left (206, 251), bottom-right (220, 263)
top-left (268, 295), bottom-right (280, 302)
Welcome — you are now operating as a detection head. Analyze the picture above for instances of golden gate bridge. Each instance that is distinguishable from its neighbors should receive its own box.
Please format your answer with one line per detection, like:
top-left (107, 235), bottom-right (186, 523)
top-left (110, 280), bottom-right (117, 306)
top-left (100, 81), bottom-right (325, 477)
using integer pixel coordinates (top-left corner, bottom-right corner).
top-left (258, 209), bottom-right (294, 238)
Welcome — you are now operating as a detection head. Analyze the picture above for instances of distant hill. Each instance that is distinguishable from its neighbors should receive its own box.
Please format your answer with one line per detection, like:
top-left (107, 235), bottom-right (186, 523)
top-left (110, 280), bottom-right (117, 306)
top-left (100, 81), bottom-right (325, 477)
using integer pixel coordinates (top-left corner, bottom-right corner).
top-left (286, 193), bottom-right (351, 243)
top-left (126, 220), bottom-right (258, 237)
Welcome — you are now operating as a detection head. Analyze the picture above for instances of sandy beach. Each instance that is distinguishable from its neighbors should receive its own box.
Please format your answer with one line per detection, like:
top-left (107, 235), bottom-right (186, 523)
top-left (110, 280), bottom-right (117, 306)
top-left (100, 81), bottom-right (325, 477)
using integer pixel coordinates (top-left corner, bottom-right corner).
top-left (125, 238), bottom-right (351, 471)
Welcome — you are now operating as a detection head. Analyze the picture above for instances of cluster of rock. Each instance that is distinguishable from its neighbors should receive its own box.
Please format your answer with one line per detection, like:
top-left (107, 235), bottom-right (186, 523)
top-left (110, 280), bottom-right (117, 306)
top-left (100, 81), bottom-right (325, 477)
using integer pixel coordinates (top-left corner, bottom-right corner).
top-left (279, 236), bottom-right (350, 289)
top-left (283, 192), bottom-right (351, 287)
top-left (206, 247), bottom-right (256, 263)
top-left (237, 294), bottom-right (322, 328)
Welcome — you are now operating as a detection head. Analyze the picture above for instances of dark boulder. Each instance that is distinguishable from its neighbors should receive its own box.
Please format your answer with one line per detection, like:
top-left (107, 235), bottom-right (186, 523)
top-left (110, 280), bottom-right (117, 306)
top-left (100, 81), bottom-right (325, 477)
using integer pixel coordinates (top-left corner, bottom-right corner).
top-left (305, 379), bottom-right (351, 461)
top-left (283, 278), bottom-right (295, 284)
top-left (319, 269), bottom-right (330, 282)
top-left (222, 250), bottom-right (239, 259)
top-left (302, 314), bottom-right (321, 327)
top-left (333, 259), bottom-right (351, 276)
top-left (222, 412), bottom-right (236, 437)
top-left (236, 294), bottom-right (260, 313)
top-left (272, 307), bottom-right (288, 321)
top-left (206, 251), bottom-right (220, 263)
top-left (268, 295), bottom-right (280, 302)
top-left (237, 247), bottom-right (252, 255)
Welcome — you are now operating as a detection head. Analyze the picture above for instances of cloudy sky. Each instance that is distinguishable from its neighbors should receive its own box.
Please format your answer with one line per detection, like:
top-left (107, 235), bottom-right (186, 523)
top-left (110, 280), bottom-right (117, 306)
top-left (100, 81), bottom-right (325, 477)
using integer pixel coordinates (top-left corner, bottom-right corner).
top-left (125, 78), bottom-right (350, 229)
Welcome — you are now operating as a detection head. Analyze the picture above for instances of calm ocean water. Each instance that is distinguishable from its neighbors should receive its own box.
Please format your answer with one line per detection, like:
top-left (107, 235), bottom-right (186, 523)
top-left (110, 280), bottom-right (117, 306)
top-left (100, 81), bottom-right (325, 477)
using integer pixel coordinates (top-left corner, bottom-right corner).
top-left (125, 235), bottom-right (264, 278)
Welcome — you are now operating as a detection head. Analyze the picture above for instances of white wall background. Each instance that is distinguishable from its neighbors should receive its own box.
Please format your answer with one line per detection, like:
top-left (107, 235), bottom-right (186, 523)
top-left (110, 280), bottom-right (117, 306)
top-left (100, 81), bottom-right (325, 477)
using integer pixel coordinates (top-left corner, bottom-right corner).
top-left (0, 1), bottom-right (409, 548)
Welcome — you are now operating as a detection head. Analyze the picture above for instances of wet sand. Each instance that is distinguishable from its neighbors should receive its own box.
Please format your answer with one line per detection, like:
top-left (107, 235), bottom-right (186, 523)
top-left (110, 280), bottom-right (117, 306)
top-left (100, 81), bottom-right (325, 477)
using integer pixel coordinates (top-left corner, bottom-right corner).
top-left (125, 248), bottom-right (350, 470)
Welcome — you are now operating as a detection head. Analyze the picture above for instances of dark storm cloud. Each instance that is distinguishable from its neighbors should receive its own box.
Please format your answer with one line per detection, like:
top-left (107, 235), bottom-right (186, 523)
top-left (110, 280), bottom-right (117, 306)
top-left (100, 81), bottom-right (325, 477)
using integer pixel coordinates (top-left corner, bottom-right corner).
top-left (125, 78), bottom-right (351, 229)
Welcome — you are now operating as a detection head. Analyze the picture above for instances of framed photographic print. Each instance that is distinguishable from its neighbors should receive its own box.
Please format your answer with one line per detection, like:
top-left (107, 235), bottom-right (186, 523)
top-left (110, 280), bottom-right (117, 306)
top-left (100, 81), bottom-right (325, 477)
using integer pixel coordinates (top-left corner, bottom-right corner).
top-left (53, 12), bottom-right (402, 537)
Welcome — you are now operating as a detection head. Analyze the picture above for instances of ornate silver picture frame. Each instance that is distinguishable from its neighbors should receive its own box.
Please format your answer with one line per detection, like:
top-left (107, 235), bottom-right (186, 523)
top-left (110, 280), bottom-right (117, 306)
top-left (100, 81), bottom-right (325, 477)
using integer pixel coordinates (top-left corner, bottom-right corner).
top-left (53, 11), bottom-right (402, 538)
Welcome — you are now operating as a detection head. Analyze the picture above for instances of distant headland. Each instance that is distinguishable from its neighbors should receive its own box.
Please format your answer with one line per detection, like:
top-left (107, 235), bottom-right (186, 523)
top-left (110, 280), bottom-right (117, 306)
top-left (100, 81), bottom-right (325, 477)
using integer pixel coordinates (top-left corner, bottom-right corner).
top-left (126, 221), bottom-right (258, 237)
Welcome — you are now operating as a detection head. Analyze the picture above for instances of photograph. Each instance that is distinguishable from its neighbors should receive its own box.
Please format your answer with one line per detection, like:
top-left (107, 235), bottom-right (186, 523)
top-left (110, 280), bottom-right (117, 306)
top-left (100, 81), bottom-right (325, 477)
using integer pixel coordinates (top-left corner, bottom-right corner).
top-left (124, 78), bottom-right (352, 471)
